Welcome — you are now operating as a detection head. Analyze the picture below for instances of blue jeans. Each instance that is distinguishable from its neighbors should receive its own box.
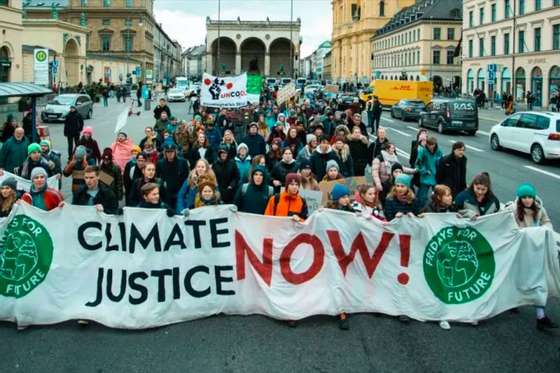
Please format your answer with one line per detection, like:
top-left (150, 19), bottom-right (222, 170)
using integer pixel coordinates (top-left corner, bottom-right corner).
top-left (417, 184), bottom-right (433, 207)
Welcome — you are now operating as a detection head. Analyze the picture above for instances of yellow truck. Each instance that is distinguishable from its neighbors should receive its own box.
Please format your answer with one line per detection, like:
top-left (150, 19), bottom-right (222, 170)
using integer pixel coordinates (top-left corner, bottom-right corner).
top-left (359, 80), bottom-right (433, 106)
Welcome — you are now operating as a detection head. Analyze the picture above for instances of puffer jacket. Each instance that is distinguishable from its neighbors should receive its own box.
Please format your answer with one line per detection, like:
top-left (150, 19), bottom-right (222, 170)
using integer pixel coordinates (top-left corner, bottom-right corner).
top-left (455, 189), bottom-right (500, 218)
top-left (415, 145), bottom-right (443, 186)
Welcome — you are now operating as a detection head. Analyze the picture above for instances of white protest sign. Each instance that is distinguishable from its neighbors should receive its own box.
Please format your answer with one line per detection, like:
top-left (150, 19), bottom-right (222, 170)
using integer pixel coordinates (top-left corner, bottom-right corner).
top-left (201, 73), bottom-right (249, 108)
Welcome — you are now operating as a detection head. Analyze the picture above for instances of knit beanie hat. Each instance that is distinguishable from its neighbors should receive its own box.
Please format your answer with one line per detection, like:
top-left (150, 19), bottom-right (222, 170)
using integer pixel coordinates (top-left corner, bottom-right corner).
top-left (285, 173), bottom-right (301, 187)
top-left (27, 143), bottom-right (41, 156)
top-left (74, 145), bottom-right (87, 161)
top-left (253, 165), bottom-right (267, 176)
top-left (395, 174), bottom-right (412, 188)
top-left (82, 126), bottom-right (93, 136)
top-left (237, 142), bottom-right (249, 153)
top-left (40, 140), bottom-right (51, 151)
top-left (30, 166), bottom-right (48, 180)
top-left (391, 162), bottom-right (404, 175)
top-left (516, 183), bottom-right (536, 199)
top-left (299, 158), bottom-right (312, 171)
top-left (1, 177), bottom-right (17, 191)
top-left (331, 183), bottom-right (351, 201)
top-left (102, 147), bottom-right (113, 160)
top-left (326, 159), bottom-right (340, 173)
top-left (306, 134), bottom-right (317, 145)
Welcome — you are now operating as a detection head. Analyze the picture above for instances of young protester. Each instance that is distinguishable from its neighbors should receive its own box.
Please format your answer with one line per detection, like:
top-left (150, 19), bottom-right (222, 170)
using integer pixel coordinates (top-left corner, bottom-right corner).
top-left (264, 173), bottom-right (308, 222)
top-left (234, 165), bottom-right (274, 214)
top-left (123, 152), bottom-right (146, 206)
top-left (436, 141), bottom-right (467, 198)
top-left (296, 134), bottom-right (318, 164)
top-left (455, 172), bottom-right (500, 220)
top-left (156, 142), bottom-right (189, 208)
top-left (139, 126), bottom-right (161, 152)
top-left (220, 129), bottom-right (238, 160)
top-left (0, 177), bottom-right (18, 217)
top-left (235, 143), bottom-right (252, 185)
top-left (512, 183), bottom-right (557, 331)
top-left (323, 160), bottom-right (344, 182)
top-left (420, 184), bottom-right (456, 214)
top-left (110, 132), bottom-right (135, 171)
top-left (283, 127), bottom-right (303, 156)
top-left (310, 136), bottom-right (341, 181)
top-left (98, 148), bottom-right (123, 202)
top-left (21, 167), bottom-right (63, 211)
top-left (266, 138), bottom-right (283, 172)
top-left (415, 136), bottom-right (443, 207)
top-left (72, 166), bottom-right (118, 214)
top-left (19, 143), bottom-right (51, 179)
top-left (298, 159), bottom-right (320, 191)
top-left (137, 182), bottom-right (175, 217)
top-left (332, 136), bottom-right (354, 178)
top-left (352, 184), bottom-right (385, 220)
top-left (241, 122), bottom-right (266, 158)
top-left (40, 140), bottom-right (62, 177)
top-left (194, 178), bottom-right (222, 208)
top-left (128, 162), bottom-right (165, 207)
top-left (176, 159), bottom-right (217, 212)
top-left (368, 127), bottom-right (389, 164)
top-left (188, 131), bottom-right (216, 167)
top-left (63, 145), bottom-right (89, 193)
top-left (271, 148), bottom-right (299, 193)
top-left (384, 174), bottom-right (422, 221)
top-left (213, 145), bottom-right (240, 204)
top-left (77, 127), bottom-right (101, 165)
top-left (347, 126), bottom-right (370, 176)
top-left (409, 129), bottom-right (428, 168)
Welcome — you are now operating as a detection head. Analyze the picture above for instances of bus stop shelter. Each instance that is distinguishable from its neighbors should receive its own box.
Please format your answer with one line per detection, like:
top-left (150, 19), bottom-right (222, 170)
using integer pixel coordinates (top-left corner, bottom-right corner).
top-left (0, 82), bottom-right (53, 142)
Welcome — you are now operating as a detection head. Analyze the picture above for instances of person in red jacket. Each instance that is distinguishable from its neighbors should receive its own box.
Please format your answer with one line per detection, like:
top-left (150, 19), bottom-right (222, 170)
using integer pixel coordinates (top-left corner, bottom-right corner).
top-left (22, 167), bottom-right (63, 211)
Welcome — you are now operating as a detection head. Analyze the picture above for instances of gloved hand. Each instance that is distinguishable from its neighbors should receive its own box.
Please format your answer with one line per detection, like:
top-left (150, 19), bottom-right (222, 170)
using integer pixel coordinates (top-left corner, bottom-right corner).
top-left (166, 208), bottom-right (175, 217)
top-left (181, 208), bottom-right (190, 217)
top-left (229, 205), bottom-right (238, 212)
top-left (48, 160), bottom-right (55, 170)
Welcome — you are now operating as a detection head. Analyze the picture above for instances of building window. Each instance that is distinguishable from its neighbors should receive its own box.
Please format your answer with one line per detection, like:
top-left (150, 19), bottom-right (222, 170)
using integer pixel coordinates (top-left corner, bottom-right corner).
top-left (432, 50), bottom-right (440, 65)
top-left (518, 30), bottom-right (525, 53)
top-left (126, 0), bottom-right (133, 7)
top-left (468, 39), bottom-right (473, 58)
top-left (80, 0), bottom-right (88, 6)
top-left (504, 33), bottom-right (510, 55)
top-left (101, 35), bottom-right (111, 51)
top-left (469, 11), bottom-right (473, 27)
top-left (433, 27), bottom-right (441, 40)
top-left (519, 0), bottom-right (525, 15)
top-left (351, 4), bottom-right (361, 21)
top-left (103, 0), bottom-right (111, 7)
top-left (555, 0), bottom-right (560, 6)
top-left (379, 1), bottom-right (385, 16)
top-left (102, 18), bottom-right (111, 26)
top-left (447, 28), bottom-right (455, 40)
top-left (491, 35), bottom-right (496, 56)
top-left (534, 27), bottom-right (541, 52)
top-left (125, 17), bottom-right (132, 27)
top-left (446, 50), bottom-right (454, 64)
top-left (505, 0), bottom-right (511, 18)
top-left (479, 7), bottom-right (484, 25)
top-left (123, 34), bottom-right (133, 52)
top-left (491, 3), bottom-right (496, 22)
top-left (535, 0), bottom-right (541, 10)
top-left (479, 38), bottom-right (485, 57)
top-left (554, 24), bottom-right (560, 50)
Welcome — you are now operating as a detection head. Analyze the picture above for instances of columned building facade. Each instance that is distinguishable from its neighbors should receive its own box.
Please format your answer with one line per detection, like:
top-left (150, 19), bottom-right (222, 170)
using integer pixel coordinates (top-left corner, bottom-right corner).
top-left (0, 0), bottom-right (24, 83)
top-left (205, 17), bottom-right (301, 77)
top-left (331, 0), bottom-right (415, 83)
top-left (462, 0), bottom-right (560, 107)
top-left (372, 0), bottom-right (463, 93)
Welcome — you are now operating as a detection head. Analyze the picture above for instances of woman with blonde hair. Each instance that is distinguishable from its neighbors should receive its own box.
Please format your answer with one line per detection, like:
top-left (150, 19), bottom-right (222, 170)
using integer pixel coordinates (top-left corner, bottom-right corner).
top-left (176, 158), bottom-right (217, 212)
top-left (0, 177), bottom-right (18, 217)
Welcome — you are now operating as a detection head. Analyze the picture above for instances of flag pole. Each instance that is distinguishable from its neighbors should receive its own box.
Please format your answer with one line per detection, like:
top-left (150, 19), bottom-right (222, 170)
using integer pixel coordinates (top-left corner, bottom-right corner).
top-left (217, 0), bottom-right (221, 75)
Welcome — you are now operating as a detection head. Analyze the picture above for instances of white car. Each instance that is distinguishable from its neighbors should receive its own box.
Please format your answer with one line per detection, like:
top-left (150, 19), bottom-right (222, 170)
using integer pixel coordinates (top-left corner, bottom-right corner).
top-left (490, 111), bottom-right (560, 164)
top-left (166, 88), bottom-right (186, 102)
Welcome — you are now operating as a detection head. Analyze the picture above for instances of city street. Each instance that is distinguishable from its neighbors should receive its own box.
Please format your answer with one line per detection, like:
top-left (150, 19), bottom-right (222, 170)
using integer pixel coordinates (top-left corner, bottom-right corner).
top-left (0, 100), bottom-right (558, 373)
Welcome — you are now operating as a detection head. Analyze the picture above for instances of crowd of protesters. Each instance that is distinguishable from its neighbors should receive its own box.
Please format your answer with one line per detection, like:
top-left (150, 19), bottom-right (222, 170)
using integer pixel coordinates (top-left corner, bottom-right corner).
top-left (0, 85), bottom-right (556, 332)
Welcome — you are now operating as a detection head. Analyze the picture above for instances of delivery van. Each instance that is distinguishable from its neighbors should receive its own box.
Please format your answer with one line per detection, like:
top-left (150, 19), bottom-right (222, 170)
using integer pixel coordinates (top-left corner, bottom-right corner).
top-left (360, 80), bottom-right (433, 106)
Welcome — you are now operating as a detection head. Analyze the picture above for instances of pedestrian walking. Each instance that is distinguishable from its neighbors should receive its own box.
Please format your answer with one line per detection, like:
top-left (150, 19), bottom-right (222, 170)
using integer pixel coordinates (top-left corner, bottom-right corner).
top-left (63, 105), bottom-right (84, 158)
top-left (436, 141), bottom-right (467, 198)
top-left (415, 136), bottom-right (442, 207)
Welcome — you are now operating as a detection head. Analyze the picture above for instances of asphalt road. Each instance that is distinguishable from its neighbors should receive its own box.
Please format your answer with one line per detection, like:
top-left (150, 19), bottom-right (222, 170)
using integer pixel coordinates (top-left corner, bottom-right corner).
top-left (0, 98), bottom-right (559, 373)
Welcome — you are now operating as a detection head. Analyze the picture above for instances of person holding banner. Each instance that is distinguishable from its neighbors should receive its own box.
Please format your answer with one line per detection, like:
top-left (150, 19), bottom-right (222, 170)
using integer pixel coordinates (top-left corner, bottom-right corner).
top-left (264, 173), bottom-right (308, 222)
top-left (0, 177), bottom-right (18, 217)
top-left (234, 165), bottom-right (273, 215)
top-left (194, 179), bottom-right (222, 208)
top-left (351, 184), bottom-right (384, 221)
top-left (72, 166), bottom-right (118, 214)
top-left (176, 159), bottom-right (216, 213)
top-left (512, 183), bottom-right (557, 331)
top-left (138, 183), bottom-right (175, 217)
top-left (455, 172), bottom-right (500, 220)
top-left (21, 167), bottom-right (63, 211)
top-left (383, 174), bottom-right (422, 221)
top-left (128, 162), bottom-right (166, 208)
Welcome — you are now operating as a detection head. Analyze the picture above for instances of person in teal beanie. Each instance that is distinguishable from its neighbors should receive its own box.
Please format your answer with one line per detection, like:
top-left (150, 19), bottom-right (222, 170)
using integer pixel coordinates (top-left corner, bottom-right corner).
top-left (384, 174), bottom-right (422, 221)
top-left (512, 182), bottom-right (556, 331)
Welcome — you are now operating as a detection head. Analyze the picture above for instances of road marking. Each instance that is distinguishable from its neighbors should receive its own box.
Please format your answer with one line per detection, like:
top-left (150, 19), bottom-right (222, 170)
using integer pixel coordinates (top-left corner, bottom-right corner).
top-left (368, 134), bottom-right (411, 159)
top-left (387, 127), bottom-right (412, 137)
top-left (479, 116), bottom-right (499, 123)
top-left (407, 125), bottom-right (418, 131)
top-left (448, 140), bottom-right (484, 152)
top-left (523, 166), bottom-right (560, 180)
top-left (477, 130), bottom-right (490, 136)
top-left (381, 117), bottom-right (395, 123)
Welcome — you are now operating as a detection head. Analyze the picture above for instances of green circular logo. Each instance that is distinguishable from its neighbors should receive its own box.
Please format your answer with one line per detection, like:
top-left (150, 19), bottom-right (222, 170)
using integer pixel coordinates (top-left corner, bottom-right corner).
top-left (35, 50), bottom-right (47, 62)
top-left (423, 226), bottom-right (495, 304)
top-left (0, 215), bottom-right (53, 298)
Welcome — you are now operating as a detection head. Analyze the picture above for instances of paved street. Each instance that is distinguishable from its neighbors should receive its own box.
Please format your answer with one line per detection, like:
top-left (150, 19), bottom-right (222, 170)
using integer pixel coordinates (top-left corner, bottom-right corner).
top-left (0, 100), bottom-right (559, 372)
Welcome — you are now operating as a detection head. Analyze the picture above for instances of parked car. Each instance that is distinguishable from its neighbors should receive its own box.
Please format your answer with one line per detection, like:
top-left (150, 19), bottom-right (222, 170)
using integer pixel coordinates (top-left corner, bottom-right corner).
top-left (391, 99), bottom-right (426, 121)
top-left (41, 94), bottom-right (93, 123)
top-left (304, 84), bottom-right (322, 94)
top-left (418, 98), bottom-right (478, 135)
top-left (167, 87), bottom-right (187, 102)
top-left (490, 111), bottom-right (560, 164)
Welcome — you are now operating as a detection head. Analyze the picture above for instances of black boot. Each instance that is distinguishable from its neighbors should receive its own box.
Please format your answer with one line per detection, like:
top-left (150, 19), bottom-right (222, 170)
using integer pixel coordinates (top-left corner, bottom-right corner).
top-left (537, 316), bottom-right (558, 331)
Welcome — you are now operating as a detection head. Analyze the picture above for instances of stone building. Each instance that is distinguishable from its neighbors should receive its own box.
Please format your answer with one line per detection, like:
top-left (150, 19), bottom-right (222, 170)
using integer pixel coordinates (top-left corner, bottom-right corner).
top-left (182, 44), bottom-right (206, 80)
top-left (153, 22), bottom-right (182, 85)
top-left (0, 0), bottom-right (24, 83)
top-left (205, 17), bottom-right (301, 77)
top-left (331, 0), bottom-right (415, 83)
top-left (372, 0), bottom-right (463, 92)
top-left (462, 0), bottom-right (560, 107)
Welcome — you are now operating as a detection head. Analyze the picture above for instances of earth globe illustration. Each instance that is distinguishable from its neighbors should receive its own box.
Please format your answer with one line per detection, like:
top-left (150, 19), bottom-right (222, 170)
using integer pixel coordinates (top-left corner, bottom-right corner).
top-left (0, 231), bottom-right (39, 282)
top-left (435, 240), bottom-right (479, 288)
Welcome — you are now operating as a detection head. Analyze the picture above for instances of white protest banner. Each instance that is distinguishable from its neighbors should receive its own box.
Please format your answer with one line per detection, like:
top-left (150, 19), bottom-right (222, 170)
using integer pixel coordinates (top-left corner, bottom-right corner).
top-left (201, 73), bottom-right (249, 108)
top-left (0, 171), bottom-right (60, 191)
top-left (277, 82), bottom-right (296, 105)
top-left (0, 204), bottom-right (558, 329)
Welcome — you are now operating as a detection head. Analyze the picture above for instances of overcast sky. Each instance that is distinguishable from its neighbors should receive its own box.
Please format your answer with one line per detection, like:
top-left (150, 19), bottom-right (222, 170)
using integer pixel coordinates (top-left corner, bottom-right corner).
top-left (154, 0), bottom-right (332, 57)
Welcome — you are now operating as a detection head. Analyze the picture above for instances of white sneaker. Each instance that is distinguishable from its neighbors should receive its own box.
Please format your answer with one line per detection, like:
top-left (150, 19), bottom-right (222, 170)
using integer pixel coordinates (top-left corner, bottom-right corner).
top-left (439, 320), bottom-right (451, 330)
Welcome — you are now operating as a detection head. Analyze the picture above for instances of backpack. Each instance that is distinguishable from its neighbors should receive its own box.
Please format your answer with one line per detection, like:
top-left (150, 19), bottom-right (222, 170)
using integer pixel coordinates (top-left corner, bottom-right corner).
top-left (241, 183), bottom-right (274, 199)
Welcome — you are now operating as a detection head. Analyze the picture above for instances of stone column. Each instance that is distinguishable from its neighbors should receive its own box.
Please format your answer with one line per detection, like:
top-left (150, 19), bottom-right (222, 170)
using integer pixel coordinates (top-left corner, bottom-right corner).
top-left (235, 52), bottom-right (241, 75)
top-left (264, 52), bottom-right (270, 76)
top-left (206, 52), bottom-right (213, 75)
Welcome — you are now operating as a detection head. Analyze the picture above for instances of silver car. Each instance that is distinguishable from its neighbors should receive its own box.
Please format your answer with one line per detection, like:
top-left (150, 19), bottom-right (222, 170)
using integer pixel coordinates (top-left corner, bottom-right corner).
top-left (41, 94), bottom-right (93, 122)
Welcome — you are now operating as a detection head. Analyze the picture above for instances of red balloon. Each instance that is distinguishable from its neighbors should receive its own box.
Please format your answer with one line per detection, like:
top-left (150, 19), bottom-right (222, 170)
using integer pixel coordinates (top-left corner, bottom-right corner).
top-left (226, 82), bottom-right (233, 89)
top-left (204, 78), bottom-right (211, 85)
